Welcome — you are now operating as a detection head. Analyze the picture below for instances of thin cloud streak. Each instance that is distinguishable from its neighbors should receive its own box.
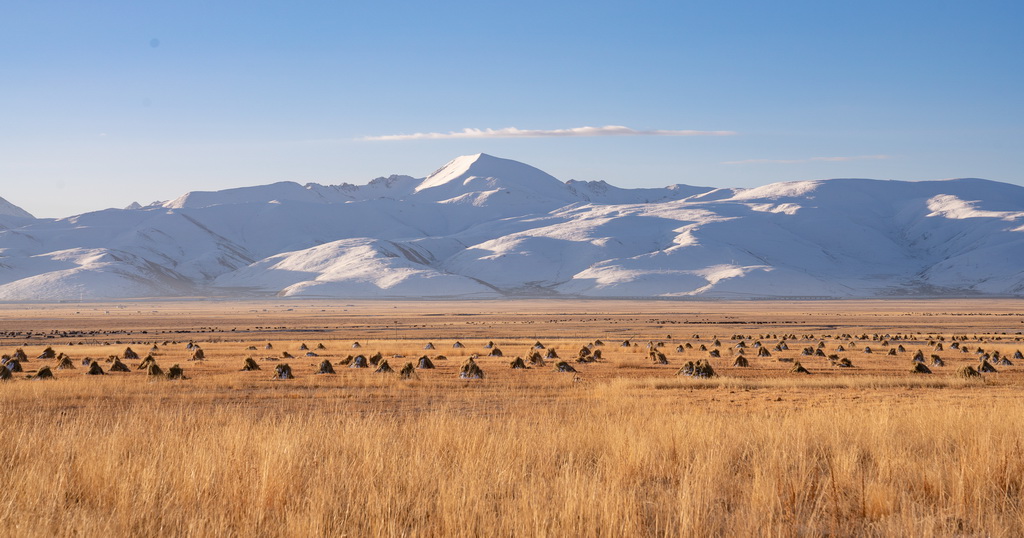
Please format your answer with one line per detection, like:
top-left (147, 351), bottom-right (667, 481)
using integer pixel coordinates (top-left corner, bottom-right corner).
top-left (723, 155), bottom-right (893, 165)
top-left (362, 125), bottom-right (737, 141)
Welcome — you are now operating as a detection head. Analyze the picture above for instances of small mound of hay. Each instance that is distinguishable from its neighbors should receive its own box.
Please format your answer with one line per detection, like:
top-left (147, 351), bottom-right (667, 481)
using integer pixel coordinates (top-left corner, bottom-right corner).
top-left (6, 359), bottom-right (24, 373)
top-left (305, 352), bottom-right (318, 357)
top-left (369, 352), bottom-right (383, 366)
top-left (433, 355), bottom-right (448, 361)
top-left (351, 342), bottom-right (362, 349)
top-left (166, 364), bottom-right (186, 380)
top-left (677, 359), bottom-right (716, 378)
top-left (281, 351), bottom-right (293, 359)
top-left (578, 346), bottom-right (592, 359)
top-left (147, 363), bottom-right (164, 377)
top-left (996, 357), bottom-right (1013, 366)
top-left (593, 340), bottom-right (604, 346)
top-left (123, 347), bottom-right (139, 360)
top-left (757, 347), bottom-right (771, 357)
top-left (55, 356), bottom-right (76, 370)
top-left (375, 360), bottom-right (394, 374)
top-left (349, 355), bottom-right (368, 368)
top-left (650, 351), bottom-right (668, 364)
top-left (554, 361), bottom-right (577, 373)
top-left (527, 351), bottom-right (545, 367)
top-left (459, 358), bottom-right (484, 379)
top-left (488, 347), bottom-right (504, 357)
top-left (416, 355), bottom-right (435, 369)
top-left (978, 360), bottom-right (998, 373)
top-left (399, 362), bottom-right (415, 379)
top-left (453, 341), bottom-right (465, 349)
top-left (484, 341), bottom-right (495, 349)
top-left (265, 343), bottom-right (274, 350)
top-left (835, 358), bottom-right (853, 368)
top-left (912, 350), bottom-right (925, 362)
top-left (791, 361), bottom-right (810, 374)
top-left (109, 358), bottom-right (131, 372)
top-left (423, 342), bottom-right (435, 350)
top-left (708, 349), bottom-right (720, 358)
top-left (241, 357), bottom-right (261, 371)
top-left (931, 356), bottom-right (945, 367)
top-left (887, 348), bottom-right (897, 356)
top-left (544, 348), bottom-right (558, 359)
top-left (190, 348), bottom-right (205, 361)
top-left (509, 357), bottom-right (528, 369)
top-left (138, 355), bottom-right (157, 370)
top-left (911, 362), bottom-right (932, 374)
top-left (732, 355), bottom-right (749, 367)
top-left (337, 355), bottom-right (354, 365)
top-left (38, 346), bottom-right (57, 359)
top-left (81, 357), bottom-right (93, 366)
top-left (29, 366), bottom-right (55, 380)
top-left (316, 343), bottom-right (327, 350)
top-left (316, 360), bottom-right (336, 374)
top-left (247, 345), bottom-right (258, 351)
top-left (86, 362), bottom-right (106, 375)
top-left (299, 343), bottom-right (309, 350)
top-left (13, 349), bottom-right (27, 361)
top-left (0, 366), bottom-right (11, 381)
top-left (957, 365), bottom-right (981, 378)
top-left (274, 363), bottom-right (294, 380)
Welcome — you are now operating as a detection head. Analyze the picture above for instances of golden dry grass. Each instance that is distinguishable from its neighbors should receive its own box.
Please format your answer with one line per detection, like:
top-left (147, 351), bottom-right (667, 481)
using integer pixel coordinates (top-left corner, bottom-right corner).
top-left (1, 299), bottom-right (1023, 536)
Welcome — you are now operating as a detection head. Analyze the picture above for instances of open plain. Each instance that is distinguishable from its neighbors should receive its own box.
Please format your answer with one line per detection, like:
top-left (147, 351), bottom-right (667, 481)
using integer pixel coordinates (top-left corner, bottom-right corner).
top-left (2, 299), bottom-right (1024, 536)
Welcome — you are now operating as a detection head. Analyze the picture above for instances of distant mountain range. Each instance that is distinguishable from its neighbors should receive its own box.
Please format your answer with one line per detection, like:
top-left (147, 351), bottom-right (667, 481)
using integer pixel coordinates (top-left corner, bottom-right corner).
top-left (1, 153), bottom-right (1022, 300)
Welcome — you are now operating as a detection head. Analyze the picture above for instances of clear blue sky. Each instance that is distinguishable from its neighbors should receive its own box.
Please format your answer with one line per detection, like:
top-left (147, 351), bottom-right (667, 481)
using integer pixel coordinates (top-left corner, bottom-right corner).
top-left (2, 0), bottom-right (1022, 217)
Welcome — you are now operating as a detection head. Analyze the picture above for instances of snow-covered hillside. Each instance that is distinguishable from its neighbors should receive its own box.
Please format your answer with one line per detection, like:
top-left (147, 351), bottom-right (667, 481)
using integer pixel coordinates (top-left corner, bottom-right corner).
top-left (1, 153), bottom-right (1022, 300)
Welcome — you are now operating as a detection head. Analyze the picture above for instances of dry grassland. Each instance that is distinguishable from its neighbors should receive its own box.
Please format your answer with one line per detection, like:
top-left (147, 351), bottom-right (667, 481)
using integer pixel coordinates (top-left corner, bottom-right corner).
top-left (1, 299), bottom-right (1023, 536)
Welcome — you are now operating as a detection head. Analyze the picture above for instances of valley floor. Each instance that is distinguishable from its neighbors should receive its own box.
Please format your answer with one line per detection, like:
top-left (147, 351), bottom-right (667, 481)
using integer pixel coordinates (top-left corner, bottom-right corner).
top-left (1, 299), bottom-right (1022, 536)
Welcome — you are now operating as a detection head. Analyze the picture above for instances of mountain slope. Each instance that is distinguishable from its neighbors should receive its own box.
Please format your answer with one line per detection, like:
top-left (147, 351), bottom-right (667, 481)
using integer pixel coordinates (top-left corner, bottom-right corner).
top-left (1, 157), bottom-right (1022, 300)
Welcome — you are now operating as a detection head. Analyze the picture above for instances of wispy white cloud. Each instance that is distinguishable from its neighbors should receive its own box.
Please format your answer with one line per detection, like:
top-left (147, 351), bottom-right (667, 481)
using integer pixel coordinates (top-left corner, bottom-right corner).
top-left (362, 125), bottom-right (737, 141)
top-left (722, 155), bottom-right (893, 165)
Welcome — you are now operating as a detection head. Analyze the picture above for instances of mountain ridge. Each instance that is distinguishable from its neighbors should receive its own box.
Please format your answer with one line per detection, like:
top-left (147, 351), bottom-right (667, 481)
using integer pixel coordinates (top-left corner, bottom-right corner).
top-left (1, 155), bottom-right (1022, 300)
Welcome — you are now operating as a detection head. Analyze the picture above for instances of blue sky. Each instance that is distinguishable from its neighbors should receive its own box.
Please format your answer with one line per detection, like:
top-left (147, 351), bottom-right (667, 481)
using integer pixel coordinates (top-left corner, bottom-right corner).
top-left (2, 1), bottom-right (1022, 217)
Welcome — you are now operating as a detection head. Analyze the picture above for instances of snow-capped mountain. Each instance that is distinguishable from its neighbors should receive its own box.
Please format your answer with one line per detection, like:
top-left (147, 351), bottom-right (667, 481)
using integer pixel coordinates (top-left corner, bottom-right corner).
top-left (1, 153), bottom-right (1023, 300)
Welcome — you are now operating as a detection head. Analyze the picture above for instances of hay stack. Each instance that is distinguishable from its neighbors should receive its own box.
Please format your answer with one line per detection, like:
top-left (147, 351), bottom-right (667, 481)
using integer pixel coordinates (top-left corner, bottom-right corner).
top-left (316, 360), bottom-right (336, 374)
top-left (509, 357), bottom-right (527, 369)
top-left (911, 362), bottom-right (932, 374)
top-left (488, 347), bottom-right (504, 357)
top-left (166, 364), bottom-right (186, 380)
top-left (708, 349), bottom-right (720, 358)
top-left (13, 349), bottom-right (27, 361)
top-left (81, 357), bottom-right (93, 366)
top-left (317, 343), bottom-right (327, 350)
top-left (732, 355), bottom-right (749, 367)
top-left (791, 361), bottom-right (810, 374)
top-left (246, 345), bottom-right (258, 351)
top-left (138, 355), bottom-right (157, 370)
top-left (399, 362), bottom-right (415, 379)
top-left (337, 355), bottom-right (354, 366)
top-left (978, 360), bottom-right (998, 373)
top-left (374, 360), bottom-right (394, 374)
top-left (366, 352), bottom-right (381, 366)
top-left (0, 366), bottom-right (11, 381)
top-left (544, 348), bottom-right (558, 359)
top-left (38, 347), bottom-right (57, 359)
top-left (453, 341), bottom-right (465, 349)
top-left (459, 358), bottom-right (484, 379)
top-left (147, 363), bottom-right (164, 377)
top-left (677, 359), bottom-right (716, 378)
top-left (349, 355), bottom-right (368, 368)
top-left (527, 351), bottom-right (545, 367)
top-left (484, 341), bottom-right (495, 349)
top-left (274, 364), bottom-right (294, 380)
top-left (241, 358), bottom-right (261, 371)
top-left (578, 346), bottom-right (592, 360)
top-left (621, 340), bottom-right (631, 347)
top-left (757, 347), bottom-right (771, 357)
top-left (650, 351), bottom-right (669, 364)
top-left (554, 361), bottom-right (577, 373)
top-left (424, 342), bottom-right (435, 350)
top-left (912, 350), bottom-right (925, 362)
top-left (55, 356), bottom-right (76, 370)
top-left (265, 343), bottom-right (274, 350)
top-left (6, 359), bottom-right (23, 373)
top-left (109, 358), bottom-right (130, 372)
top-left (123, 347), bottom-right (139, 360)
top-left (190, 348), bottom-right (205, 361)
top-left (351, 342), bottom-right (361, 349)
top-left (29, 366), bottom-right (54, 380)
top-left (299, 343), bottom-right (309, 350)
top-left (957, 365), bottom-right (981, 378)
top-left (281, 351), bottom-right (293, 359)
top-left (416, 356), bottom-right (435, 369)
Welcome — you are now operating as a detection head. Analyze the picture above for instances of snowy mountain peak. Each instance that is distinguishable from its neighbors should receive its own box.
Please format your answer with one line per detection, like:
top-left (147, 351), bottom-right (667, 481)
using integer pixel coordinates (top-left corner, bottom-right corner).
top-left (0, 196), bottom-right (34, 219)
top-left (413, 153), bottom-right (576, 203)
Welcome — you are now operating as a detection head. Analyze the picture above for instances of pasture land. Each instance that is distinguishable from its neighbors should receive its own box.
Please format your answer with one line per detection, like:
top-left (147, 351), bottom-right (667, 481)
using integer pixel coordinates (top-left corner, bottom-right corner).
top-left (1, 299), bottom-right (1023, 536)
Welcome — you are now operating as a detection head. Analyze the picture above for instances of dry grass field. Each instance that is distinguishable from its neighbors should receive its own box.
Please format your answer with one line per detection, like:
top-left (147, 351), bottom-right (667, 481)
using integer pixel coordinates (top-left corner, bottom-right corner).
top-left (1, 299), bottom-right (1024, 536)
